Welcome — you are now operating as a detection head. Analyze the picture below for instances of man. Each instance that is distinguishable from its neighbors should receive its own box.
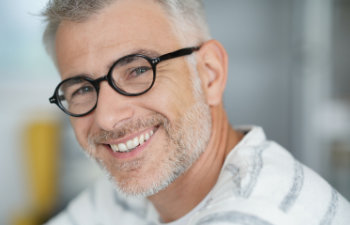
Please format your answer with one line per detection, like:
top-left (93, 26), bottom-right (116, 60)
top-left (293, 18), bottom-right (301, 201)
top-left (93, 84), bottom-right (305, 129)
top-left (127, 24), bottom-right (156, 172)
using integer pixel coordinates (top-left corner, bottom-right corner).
top-left (43, 0), bottom-right (350, 224)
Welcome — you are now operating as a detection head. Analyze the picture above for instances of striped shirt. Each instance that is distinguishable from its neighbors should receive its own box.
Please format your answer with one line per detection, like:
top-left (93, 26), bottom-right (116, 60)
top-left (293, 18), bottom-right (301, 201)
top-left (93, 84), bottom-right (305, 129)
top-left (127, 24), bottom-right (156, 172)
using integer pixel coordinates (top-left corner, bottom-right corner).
top-left (45, 126), bottom-right (350, 225)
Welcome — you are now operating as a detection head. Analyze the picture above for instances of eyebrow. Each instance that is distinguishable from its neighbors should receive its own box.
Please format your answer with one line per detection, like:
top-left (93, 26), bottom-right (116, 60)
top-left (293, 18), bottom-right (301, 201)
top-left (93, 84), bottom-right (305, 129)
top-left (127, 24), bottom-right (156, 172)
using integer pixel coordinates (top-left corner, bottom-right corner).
top-left (106, 48), bottom-right (161, 69)
top-left (64, 48), bottom-right (161, 80)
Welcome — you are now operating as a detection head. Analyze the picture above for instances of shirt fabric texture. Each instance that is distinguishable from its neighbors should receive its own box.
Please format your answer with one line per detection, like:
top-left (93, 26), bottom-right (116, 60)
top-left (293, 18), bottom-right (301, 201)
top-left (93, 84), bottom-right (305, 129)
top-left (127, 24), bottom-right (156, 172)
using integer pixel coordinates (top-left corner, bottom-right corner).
top-left (45, 126), bottom-right (350, 225)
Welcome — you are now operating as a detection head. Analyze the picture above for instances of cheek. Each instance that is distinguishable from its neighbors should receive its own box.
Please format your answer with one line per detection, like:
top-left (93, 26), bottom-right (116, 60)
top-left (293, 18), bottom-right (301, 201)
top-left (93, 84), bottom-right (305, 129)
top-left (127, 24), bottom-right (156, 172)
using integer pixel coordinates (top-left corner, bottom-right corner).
top-left (70, 116), bottom-right (94, 149)
top-left (148, 68), bottom-right (196, 118)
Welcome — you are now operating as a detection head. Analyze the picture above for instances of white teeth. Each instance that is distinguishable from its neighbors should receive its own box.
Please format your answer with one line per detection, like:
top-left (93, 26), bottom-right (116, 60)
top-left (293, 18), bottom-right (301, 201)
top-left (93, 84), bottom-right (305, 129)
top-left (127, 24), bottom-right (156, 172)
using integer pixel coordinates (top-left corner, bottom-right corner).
top-left (139, 134), bottom-right (145, 145)
top-left (133, 137), bottom-right (139, 147)
top-left (118, 143), bottom-right (127, 152)
top-left (111, 144), bottom-right (119, 152)
top-left (126, 140), bottom-right (134, 149)
top-left (110, 129), bottom-right (155, 153)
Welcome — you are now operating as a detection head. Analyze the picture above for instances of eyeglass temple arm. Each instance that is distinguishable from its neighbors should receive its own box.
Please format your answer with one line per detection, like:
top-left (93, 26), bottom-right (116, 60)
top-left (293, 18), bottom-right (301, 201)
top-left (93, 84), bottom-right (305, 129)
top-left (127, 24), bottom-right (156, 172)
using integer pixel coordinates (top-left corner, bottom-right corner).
top-left (153, 46), bottom-right (201, 64)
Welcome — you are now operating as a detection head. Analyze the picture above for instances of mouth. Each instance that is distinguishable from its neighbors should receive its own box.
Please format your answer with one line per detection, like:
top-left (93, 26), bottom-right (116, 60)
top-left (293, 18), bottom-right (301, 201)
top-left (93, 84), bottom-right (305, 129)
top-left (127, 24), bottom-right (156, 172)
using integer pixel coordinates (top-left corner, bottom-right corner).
top-left (105, 126), bottom-right (158, 158)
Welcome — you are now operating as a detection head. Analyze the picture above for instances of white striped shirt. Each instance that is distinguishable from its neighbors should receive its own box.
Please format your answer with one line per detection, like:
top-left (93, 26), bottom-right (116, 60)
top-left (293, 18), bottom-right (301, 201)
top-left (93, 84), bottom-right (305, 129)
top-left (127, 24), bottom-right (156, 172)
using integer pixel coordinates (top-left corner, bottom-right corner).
top-left (45, 126), bottom-right (350, 225)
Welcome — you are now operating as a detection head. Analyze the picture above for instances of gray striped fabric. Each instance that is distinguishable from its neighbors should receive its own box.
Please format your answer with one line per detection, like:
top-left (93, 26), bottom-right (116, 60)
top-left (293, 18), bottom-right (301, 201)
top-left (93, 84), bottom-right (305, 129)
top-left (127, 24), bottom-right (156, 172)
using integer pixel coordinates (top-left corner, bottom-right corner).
top-left (320, 189), bottom-right (339, 225)
top-left (279, 160), bottom-right (304, 212)
top-left (195, 211), bottom-right (274, 225)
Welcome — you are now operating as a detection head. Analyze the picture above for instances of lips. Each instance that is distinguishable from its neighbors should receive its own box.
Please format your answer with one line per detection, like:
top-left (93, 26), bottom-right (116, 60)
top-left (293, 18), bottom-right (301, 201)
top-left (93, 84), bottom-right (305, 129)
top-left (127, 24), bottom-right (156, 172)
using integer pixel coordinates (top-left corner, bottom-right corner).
top-left (109, 129), bottom-right (155, 153)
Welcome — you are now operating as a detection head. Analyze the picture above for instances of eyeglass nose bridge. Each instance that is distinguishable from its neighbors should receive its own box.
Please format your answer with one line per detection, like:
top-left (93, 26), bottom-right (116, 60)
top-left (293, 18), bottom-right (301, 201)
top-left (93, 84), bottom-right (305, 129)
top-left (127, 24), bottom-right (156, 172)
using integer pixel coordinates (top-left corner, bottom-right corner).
top-left (91, 74), bottom-right (122, 97)
top-left (91, 75), bottom-right (109, 90)
top-left (91, 74), bottom-right (133, 98)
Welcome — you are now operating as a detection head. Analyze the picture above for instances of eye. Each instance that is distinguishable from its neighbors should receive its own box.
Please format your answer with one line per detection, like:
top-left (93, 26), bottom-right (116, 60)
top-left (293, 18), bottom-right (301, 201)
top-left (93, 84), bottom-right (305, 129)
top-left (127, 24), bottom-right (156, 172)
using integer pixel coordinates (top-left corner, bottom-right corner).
top-left (71, 85), bottom-right (95, 98)
top-left (128, 66), bottom-right (152, 78)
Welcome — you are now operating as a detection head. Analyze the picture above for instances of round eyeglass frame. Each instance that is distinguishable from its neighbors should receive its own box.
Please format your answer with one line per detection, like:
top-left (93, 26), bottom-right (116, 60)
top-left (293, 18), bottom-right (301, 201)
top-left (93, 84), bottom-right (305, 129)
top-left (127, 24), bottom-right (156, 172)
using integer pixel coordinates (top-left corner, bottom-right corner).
top-left (49, 46), bottom-right (201, 117)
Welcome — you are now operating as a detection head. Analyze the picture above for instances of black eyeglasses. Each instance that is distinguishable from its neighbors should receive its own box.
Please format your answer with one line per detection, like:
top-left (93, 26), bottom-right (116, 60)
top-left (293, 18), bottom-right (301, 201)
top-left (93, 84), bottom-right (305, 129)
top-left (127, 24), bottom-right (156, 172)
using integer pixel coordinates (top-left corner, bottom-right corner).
top-left (49, 46), bottom-right (200, 117)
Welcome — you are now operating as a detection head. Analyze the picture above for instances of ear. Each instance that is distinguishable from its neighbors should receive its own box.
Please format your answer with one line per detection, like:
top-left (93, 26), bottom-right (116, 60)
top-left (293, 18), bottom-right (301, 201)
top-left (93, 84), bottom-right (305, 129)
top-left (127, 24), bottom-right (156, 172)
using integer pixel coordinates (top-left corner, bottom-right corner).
top-left (196, 40), bottom-right (228, 106)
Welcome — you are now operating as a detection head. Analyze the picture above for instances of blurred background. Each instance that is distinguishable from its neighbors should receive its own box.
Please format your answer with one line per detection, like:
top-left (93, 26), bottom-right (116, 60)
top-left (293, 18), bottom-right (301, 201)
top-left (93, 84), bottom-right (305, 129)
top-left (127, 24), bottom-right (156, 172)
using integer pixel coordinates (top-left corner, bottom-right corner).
top-left (1, 0), bottom-right (349, 224)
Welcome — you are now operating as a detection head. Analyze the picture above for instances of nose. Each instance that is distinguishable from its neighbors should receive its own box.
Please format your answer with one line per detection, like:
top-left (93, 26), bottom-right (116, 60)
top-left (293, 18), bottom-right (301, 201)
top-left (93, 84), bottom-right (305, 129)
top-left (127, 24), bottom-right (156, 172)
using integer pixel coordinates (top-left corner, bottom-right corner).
top-left (93, 82), bottom-right (134, 131)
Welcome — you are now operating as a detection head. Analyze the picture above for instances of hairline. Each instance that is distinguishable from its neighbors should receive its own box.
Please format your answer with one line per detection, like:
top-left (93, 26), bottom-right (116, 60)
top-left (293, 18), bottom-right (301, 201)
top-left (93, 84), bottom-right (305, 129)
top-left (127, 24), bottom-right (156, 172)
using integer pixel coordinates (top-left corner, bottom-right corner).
top-left (42, 0), bottom-right (211, 61)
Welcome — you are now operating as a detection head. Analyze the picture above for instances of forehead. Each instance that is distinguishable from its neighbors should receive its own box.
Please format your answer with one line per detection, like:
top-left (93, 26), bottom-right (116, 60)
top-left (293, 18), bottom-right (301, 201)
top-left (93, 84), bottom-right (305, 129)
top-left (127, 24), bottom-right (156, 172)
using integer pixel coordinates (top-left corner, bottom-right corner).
top-left (55, 0), bottom-right (181, 77)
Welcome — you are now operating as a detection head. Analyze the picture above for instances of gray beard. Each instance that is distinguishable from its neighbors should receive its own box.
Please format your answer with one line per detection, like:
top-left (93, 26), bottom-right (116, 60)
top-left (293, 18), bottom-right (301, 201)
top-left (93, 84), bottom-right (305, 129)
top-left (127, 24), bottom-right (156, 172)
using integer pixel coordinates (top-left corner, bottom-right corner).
top-left (84, 98), bottom-right (212, 198)
top-left (83, 66), bottom-right (212, 197)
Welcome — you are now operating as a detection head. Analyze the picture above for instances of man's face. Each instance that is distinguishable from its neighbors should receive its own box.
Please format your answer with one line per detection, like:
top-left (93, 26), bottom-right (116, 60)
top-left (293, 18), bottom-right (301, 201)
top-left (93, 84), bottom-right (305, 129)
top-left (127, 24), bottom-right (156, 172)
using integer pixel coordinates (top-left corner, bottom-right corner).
top-left (55, 0), bottom-right (211, 196)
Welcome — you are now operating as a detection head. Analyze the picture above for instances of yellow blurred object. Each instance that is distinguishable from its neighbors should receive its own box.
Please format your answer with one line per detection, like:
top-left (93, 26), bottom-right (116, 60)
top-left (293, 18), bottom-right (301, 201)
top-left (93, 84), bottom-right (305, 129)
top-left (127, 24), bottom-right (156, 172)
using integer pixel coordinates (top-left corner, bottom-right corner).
top-left (11, 213), bottom-right (39, 225)
top-left (24, 117), bottom-right (61, 215)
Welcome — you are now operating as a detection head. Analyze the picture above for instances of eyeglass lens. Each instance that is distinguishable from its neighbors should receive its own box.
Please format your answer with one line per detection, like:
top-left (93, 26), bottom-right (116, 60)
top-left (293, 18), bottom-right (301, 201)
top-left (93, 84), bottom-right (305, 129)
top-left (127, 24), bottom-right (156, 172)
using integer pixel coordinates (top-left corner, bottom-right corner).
top-left (57, 55), bottom-right (154, 115)
top-left (112, 55), bottom-right (154, 94)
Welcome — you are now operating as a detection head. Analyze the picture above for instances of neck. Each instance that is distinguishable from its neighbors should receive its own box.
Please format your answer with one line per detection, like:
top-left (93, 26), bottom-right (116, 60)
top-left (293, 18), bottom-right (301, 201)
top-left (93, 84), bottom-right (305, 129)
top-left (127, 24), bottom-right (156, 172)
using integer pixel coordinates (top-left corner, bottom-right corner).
top-left (148, 104), bottom-right (243, 223)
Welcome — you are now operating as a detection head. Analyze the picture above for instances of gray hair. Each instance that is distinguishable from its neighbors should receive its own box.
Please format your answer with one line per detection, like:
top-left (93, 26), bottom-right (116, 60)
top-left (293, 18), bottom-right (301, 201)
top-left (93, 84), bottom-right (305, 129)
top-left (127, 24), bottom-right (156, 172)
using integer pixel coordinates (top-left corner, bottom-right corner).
top-left (42, 0), bottom-right (211, 59)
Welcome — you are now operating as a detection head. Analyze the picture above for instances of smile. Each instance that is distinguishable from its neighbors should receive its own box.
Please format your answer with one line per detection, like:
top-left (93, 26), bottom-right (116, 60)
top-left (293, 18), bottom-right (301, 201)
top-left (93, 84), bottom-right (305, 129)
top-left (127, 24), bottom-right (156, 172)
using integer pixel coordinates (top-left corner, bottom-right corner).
top-left (109, 129), bottom-right (155, 153)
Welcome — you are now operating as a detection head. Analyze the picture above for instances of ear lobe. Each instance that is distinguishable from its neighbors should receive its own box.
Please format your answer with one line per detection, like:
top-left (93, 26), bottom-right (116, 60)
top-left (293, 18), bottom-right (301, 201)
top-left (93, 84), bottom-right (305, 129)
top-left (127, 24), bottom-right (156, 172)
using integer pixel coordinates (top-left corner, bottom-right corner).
top-left (196, 40), bottom-right (228, 106)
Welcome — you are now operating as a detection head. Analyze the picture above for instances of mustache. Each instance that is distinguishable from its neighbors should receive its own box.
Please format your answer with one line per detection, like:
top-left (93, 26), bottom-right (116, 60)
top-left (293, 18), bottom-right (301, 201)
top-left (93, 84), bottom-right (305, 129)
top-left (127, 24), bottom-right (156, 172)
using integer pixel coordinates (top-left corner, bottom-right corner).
top-left (88, 112), bottom-right (170, 144)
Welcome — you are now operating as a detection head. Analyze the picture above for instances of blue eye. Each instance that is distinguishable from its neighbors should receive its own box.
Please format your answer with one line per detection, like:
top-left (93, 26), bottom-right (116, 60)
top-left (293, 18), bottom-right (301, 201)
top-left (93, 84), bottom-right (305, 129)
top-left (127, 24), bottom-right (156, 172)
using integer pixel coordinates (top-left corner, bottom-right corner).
top-left (129, 66), bottom-right (151, 77)
top-left (71, 86), bottom-right (94, 98)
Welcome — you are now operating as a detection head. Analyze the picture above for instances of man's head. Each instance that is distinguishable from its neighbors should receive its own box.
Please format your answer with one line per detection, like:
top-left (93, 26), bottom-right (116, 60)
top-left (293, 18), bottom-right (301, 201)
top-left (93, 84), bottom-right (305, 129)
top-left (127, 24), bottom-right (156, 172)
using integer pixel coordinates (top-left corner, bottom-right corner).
top-left (44, 0), bottom-right (228, 197)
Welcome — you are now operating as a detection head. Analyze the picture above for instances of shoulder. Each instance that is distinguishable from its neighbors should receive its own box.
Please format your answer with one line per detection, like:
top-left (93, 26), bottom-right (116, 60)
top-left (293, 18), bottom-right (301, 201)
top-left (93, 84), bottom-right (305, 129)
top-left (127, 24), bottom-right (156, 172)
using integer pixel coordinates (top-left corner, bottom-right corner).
top-left (44, 178), bottom-right (157, 225)
top-left (189, 126), bottom-right (350, 225)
